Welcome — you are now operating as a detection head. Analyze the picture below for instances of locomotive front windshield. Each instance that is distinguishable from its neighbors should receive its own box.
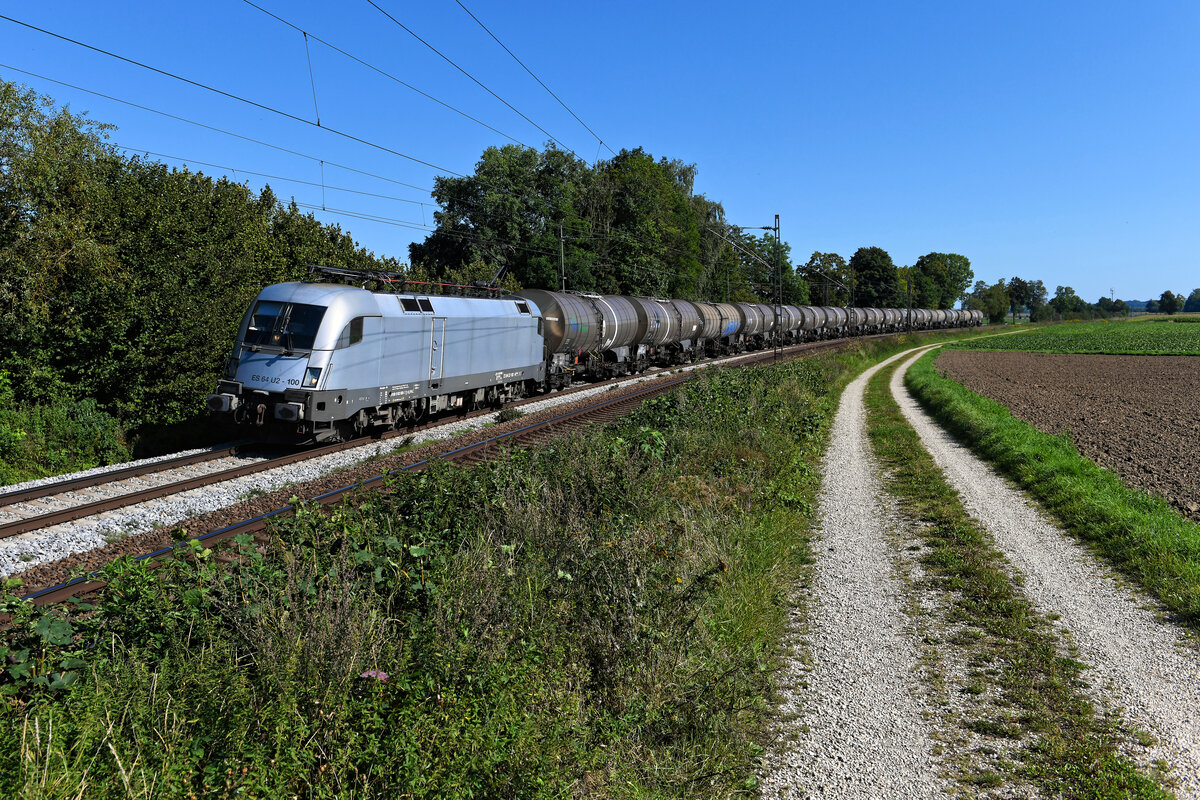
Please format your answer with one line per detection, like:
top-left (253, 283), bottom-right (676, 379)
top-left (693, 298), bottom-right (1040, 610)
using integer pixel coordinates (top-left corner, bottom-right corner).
top-left (244, 301), bottom-right (326, 351)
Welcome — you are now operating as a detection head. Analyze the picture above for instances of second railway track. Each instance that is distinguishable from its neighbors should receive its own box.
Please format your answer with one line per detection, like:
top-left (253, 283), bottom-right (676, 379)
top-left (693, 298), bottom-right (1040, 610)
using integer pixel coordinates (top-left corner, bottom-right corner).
top-left (8, 334), bottom-right (879, 603)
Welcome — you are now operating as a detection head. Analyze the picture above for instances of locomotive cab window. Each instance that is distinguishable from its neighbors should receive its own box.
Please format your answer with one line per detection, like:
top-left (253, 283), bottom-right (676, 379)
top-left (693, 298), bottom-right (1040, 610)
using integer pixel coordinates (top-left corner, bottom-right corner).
top-left (417, 298), bottom-right (434, 313)
top-left (515, 301), bottom-right (530, 314)
top-left (335, 316), bottom-right (364, 349)
top-left (400, 297), bottom-right (421, 312)
top-left (245, 301), bottom-right (326, 351)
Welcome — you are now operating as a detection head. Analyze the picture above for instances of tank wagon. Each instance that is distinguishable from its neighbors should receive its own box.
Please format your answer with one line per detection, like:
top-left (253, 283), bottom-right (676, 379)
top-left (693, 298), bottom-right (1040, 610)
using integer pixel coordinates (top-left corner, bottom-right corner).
top-left (208, 268), bottom-right (982, 443)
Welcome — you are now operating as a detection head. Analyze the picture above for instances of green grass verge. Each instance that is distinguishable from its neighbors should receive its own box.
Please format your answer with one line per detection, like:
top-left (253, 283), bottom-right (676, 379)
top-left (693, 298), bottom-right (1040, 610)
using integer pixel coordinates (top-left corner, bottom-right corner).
top-left (865, 355), bottom-right (1169, 798)
top-left (906, 349), bottom-right (1200, 628)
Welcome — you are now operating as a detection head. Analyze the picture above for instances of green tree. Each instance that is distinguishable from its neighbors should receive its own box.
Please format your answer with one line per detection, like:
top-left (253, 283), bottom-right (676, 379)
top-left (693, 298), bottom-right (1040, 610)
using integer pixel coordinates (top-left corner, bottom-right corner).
top-left (848, 246), bottom-right (897, 307)
top-left (1028, 280), bottom-right (1048, 317)
top-left (801, 252), bottom-right (849, 305)
top-left (409, 143), bottom-right (592, 291)
top-left (969, 279), bottom-right (1010, 324)
top-left (1049, 286), bottom-right (1087, 315)
top-left (1007, 277), bottom-right (1029, 321)
top-left (911, 252), bottom-right (973, 309)
top-left (0, 76), bottom-right (396, 439)
top-left (1159, 290), bottom-right (1180, 315)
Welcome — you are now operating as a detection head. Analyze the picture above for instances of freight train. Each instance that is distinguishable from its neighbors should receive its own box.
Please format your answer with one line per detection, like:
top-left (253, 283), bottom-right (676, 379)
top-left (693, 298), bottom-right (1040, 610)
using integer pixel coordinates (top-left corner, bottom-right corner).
top-left (207, 267), bottom-right (982, 443)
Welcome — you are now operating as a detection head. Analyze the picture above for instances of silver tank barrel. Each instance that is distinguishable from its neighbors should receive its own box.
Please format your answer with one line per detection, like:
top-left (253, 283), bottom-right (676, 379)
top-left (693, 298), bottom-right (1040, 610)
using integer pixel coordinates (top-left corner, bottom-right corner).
top-left (780, 305), bottom-right (802, 333)
top-left (736, 302), bottom-right (767, 336)
top-left (823, 307), bottom-right (848, 328)
top-left (712, 302), bottom-right (744, 337)
top-left (584, 294), bottom-right (640, 350)
top-left (517, 289), bottom-right (600, 353)
top-left (690, 301), bottom-right (723, 339)
top-left (669, 299), bottom-right (702, 342)
top-left (629, 297), bottom-right (673, 345)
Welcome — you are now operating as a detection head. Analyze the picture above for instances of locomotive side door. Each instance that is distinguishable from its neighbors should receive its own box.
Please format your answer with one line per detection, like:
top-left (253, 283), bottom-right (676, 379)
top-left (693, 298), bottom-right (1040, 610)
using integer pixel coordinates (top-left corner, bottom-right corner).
top-left (428, 317), bottom-right (446, 386)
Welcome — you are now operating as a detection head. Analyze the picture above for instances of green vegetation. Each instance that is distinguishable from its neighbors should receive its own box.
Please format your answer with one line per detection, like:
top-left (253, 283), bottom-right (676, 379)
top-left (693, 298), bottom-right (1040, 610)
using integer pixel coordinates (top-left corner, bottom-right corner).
top-left (865, 357), bottom-right (1168, 797)
top-left (0, 331), bottom-right (991, 797)
top-left (0, 353), bottom-right (843, 798)
top-left (907, 349), bottom-right (1200, 627)
top-left (0, 77), bottom-right (400, 479)
top-left (949, 319), bottom-right (1200, 355)
top-left (0, 370), bottom-right (130, 483)
top-left (409, 144), bottom-right (810, 303)
top-left (0, 75), bottom-right (977, 485)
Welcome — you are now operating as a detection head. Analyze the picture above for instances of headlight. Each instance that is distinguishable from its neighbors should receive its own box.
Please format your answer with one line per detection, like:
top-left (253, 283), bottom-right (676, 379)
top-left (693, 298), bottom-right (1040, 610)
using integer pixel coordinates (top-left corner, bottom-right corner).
top-left (222, 354), bottom-right (240, 380)
top-left (303, 367), bottom-right (322, 388)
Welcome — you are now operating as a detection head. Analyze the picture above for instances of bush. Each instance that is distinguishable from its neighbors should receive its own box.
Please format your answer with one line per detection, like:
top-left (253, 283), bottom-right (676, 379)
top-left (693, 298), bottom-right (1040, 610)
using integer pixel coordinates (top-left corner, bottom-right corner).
top-left (0, 383), bottom-right (130, 484)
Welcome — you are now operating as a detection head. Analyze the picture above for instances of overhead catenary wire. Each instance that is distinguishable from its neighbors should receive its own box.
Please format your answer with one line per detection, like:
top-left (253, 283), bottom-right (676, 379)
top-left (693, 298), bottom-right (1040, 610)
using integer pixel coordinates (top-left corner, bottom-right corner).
top-left (451, 0), bottom-right (614, 157)
top-left (0, 64), bottom-right (433, 194)
top-left (117, 145), bottom-right (430, 205)
top-left (0, 13), bottom-right (465, 177)
top-left (362, 0), bottom-right (576, 158)
top-left (239, 0), bottom-right (534, 149)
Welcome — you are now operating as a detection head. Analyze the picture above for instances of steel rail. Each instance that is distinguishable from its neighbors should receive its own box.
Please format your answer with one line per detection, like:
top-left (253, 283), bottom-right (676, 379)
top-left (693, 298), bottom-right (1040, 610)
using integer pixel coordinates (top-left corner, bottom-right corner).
top-left (22, 374), bottom-right (693, 606)
top-left (18, 328), bottom-right (955, 606)
top-left (0, 445), bottom-right (247, 509)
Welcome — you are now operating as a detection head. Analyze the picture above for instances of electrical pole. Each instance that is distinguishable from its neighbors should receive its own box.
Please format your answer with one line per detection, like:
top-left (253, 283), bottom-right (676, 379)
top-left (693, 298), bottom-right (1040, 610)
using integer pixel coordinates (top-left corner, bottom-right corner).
top-left (906, 278), bottom-right (912, 332)
top-left (774, 215), bottom-right (783, 361)
top-left (559, 224), bottom-right (566, 291)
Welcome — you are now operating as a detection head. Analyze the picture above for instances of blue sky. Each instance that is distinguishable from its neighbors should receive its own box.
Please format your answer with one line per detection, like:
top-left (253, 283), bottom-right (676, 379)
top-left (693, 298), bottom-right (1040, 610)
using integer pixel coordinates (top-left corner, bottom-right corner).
top-left (3, 1), bottom-right (1196, 303)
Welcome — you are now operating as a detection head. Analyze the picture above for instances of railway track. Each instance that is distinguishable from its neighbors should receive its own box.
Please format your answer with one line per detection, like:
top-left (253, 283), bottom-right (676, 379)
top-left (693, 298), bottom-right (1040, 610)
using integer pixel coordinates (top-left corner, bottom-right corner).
top-left (10, 333), bottom-right (902, 606)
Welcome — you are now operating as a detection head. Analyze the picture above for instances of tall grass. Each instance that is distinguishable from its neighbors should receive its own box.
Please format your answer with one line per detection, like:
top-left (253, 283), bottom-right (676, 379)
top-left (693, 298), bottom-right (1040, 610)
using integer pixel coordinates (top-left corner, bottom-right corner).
top-left (906, 349), bottom-right (1200, 628)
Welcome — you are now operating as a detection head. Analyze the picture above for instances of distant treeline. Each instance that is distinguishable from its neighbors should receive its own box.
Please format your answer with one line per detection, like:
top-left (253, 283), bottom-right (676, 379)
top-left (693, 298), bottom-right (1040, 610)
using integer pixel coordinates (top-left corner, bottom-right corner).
top-left (961, 278), bottom-right (1198, 324)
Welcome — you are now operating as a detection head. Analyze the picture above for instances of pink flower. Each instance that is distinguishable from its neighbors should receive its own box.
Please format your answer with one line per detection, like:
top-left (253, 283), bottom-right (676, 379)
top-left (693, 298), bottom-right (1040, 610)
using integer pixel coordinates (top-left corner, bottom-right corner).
top-left (359, 670), bottom-right (389, 682)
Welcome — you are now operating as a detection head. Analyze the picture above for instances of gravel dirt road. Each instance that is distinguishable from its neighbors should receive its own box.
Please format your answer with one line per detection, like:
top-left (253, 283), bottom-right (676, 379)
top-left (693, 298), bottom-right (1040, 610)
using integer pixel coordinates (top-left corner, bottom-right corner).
top-left (894, 349), bottom-right (1200, 797)
top-left (761, 347), bottom-right (948, 799)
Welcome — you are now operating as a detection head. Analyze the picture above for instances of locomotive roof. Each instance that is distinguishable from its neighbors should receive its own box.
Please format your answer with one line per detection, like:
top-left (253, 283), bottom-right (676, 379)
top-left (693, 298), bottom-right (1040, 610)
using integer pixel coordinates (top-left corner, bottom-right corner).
top-left (256, 281), bottom-right (539, 319)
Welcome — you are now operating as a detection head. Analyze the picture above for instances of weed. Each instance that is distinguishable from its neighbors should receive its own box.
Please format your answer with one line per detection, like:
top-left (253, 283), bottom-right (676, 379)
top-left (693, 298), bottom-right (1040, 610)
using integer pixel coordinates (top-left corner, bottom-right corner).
top-left (495, 407), bottom-right (526, 424)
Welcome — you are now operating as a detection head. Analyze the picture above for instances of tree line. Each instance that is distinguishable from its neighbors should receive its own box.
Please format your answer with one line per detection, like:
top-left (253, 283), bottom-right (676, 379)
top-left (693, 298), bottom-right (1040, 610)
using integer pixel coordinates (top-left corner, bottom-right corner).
top-left (408, 144), bottom-right (974, 311)
top-left (1145, 289), bottom-right (1200, 315)
top-left (0, 79), bottom-right (399, 477)
top-left (1, 75), bottom-right (971, 478)
top-left (958, 279), bottom-right (1198, 323)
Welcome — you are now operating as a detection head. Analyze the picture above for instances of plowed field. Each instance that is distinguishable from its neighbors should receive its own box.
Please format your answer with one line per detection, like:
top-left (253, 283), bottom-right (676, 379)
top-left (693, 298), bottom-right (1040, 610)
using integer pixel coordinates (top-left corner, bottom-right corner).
top-left (935, 350), bottom-right (1200, 521)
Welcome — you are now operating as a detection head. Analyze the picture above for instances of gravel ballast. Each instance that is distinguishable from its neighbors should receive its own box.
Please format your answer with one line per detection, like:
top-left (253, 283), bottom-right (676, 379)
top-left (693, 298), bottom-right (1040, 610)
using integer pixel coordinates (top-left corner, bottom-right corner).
top-left (893, 349), bottom-right (1200, 797)
top-left (761, 347), bottom-right (948, 799)
top-left (3, 360), bottom-right (736, 592)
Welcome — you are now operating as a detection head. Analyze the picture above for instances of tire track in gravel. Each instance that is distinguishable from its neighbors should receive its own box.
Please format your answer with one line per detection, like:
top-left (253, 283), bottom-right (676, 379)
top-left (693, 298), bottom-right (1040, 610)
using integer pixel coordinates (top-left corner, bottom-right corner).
top-left (761, 346), bottom-right (949, 800)
top-left (892, 348), bottom-right (1200, 798)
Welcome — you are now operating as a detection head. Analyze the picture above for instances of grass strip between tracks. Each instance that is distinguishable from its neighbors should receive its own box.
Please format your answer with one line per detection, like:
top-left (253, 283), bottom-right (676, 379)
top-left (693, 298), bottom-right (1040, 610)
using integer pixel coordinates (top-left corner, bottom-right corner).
top-left (865, 356), bottom-right (1168, 798)
top-left (906, 349), bottom-right (1200, 629)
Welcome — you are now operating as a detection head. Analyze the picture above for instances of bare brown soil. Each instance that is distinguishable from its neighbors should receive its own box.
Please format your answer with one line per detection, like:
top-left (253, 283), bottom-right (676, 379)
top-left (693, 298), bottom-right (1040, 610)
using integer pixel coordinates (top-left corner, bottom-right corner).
top-left (935, 350), bottom-right (1200, 522)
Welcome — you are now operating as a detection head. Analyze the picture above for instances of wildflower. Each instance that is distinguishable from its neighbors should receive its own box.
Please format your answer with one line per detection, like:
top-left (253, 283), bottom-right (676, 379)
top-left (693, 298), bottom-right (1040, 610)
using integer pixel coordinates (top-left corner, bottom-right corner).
top-left (360, 669), bottom-right (389, 682)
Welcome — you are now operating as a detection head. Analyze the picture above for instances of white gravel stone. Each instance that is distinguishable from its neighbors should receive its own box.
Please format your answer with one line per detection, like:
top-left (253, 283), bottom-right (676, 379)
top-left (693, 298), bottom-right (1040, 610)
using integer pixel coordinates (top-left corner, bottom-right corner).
top-left (892, 348), bottom-right (1200, 798)
top-left (761, 346), bottom-right (949, 799)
